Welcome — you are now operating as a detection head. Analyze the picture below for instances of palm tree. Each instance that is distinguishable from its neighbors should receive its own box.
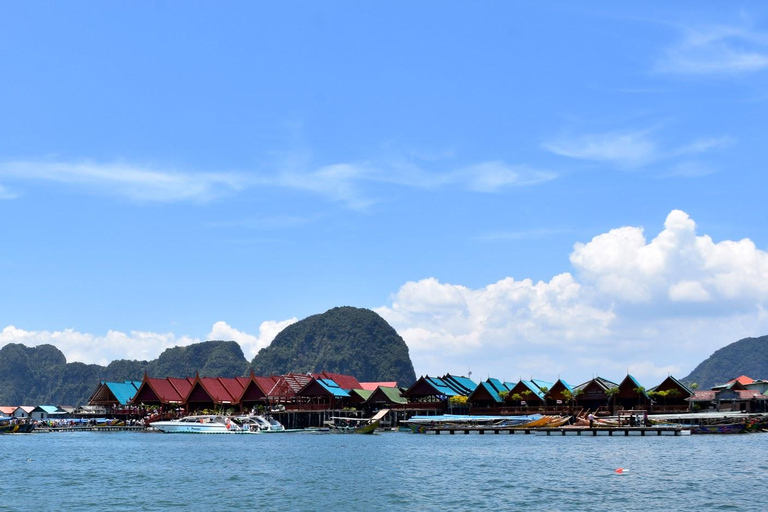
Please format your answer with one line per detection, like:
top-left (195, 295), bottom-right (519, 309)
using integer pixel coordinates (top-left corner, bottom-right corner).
top-left (605, 386), bottom-right (620, 414)
top-left (634, 386), bottom-right (646, 408)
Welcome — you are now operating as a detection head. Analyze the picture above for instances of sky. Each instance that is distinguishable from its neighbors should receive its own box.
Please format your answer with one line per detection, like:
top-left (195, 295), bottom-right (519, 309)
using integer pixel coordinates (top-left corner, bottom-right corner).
top-left (2, 2), bottom-right (768, 386)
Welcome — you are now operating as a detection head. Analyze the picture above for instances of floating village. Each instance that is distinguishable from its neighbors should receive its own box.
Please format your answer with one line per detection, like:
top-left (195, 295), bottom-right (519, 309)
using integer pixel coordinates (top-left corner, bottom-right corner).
top-left (4, 370), bottom-right (768, 436)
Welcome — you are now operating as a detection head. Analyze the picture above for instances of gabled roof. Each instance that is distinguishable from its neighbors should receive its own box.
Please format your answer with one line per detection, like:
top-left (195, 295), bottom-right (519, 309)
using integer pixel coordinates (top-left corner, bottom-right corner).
top-left (314, 372), bottom-right (362, 391)
top-left (441, 374), bottom-right (478, 395)
top-left (729, 375), bottom-right (755, 386)
top-left (469, 381), bottom-right (504, 403)
top-left (550, 379), bottom-right (573, 393)
top-left (486, 378), bottom-right (509, 394)
top-left (508, 380), bottom-right (546, 400)
top-left (425, 377), bottom-right (460, 397)
top-left (186, 377), bottom-right (240, 404)
top-left (348, 389), bottom-right (373, 402)
top-left (648, 375), bottom-right (693, 396)
top-left (267, 373), bottom-right (313, 398)
top-left (618, 374), bottom-right (650, 398)
top-left (105, 381), bottom-right (141, 405)
top-left (33, 405), bottom-right (62, 414)
top-left (316, 378), bottom-right (350, 398)
top-left (575, 376), bottom-right (619, 392)
top-left (359, 382), bottom-right (398, 391)
top-left (133, 377), bottom-right (194, 404)
top-left (0, 406), bottom-right (16, 415)
top-left (531, 380), bottom-right (554, 392)
top-left (365, 386), bottom-right (408, 405)
top-left (402, 376), bottom-right (459, 398)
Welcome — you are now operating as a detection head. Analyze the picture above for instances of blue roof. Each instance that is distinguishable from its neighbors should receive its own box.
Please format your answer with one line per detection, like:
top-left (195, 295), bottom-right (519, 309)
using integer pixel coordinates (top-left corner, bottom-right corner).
top-left (35, 405), bottom-right (61, 414)
top-left (521, 380), bottom-right (546, 400)
top-left (475, 382), bottom-right (503, 403)
top-left (441, 374), bottom-right (478, 395)
top-left (555, 379), bottom-right (573, 393)
top-left (531, 380), bottom-right (553, 392)
top-left (105, 380), bottom-right (141, 405)
top-left (487, 378), bottom-right (508, 394)
top-left (425, 377), bottom-right (459, 397)
top-left (317, 379), bottom-right (350, 398)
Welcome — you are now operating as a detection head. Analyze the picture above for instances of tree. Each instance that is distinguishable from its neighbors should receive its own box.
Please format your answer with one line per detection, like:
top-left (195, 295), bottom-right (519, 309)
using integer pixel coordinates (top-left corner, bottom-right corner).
top-left (521, 390), bottom-right (533, 411)
top-left (605, 386), bottom-right (620, 413)
top-left (498, 390), bottom-right (509, 400)
top-left (539, 386), bottom-right (549, 407)
top-left (634, 386), bottom-right (646, 407)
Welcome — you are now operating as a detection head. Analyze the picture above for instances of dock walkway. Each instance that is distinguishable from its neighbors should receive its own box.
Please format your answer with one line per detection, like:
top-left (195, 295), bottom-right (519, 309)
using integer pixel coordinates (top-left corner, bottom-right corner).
top-left (33, 426), bottom-right (148, 433)
top-left (424, 426), bottom-right (687, 436)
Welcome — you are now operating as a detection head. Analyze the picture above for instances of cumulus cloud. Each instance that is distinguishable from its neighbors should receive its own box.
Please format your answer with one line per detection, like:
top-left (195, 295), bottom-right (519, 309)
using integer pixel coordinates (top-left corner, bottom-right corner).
top-left (657, 23), bottom-right (768, 75)
top-left (0, 325), bottom-right (200, 366)
top-left (378, 210), bottom-right (768, 384)
top-left (207, 318), bottom-right (297, 359)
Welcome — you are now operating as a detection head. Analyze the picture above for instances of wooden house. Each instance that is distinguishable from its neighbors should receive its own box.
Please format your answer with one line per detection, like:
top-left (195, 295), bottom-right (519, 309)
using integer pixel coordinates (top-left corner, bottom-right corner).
top-left (648, 376), bottom-right (692, 412)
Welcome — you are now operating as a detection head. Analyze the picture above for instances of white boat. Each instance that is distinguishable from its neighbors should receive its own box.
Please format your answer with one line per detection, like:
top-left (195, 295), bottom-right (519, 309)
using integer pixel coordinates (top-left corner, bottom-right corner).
top-left (234, 415), bottom-right (286, 432)
top-left (151, 415), bottom-right (257, 434)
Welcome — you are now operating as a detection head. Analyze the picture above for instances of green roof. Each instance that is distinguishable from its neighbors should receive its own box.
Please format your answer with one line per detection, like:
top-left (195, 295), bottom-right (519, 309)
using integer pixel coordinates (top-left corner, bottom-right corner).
top-left (368, 386), bottom-right (408, 404)
top-left (350, 389), bottom-right (373, 400)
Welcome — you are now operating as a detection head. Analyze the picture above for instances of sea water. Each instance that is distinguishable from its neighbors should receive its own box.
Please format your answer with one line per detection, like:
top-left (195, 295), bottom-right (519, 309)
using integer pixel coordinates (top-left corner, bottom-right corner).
top-left (1, 431), bottom-right (767, 511)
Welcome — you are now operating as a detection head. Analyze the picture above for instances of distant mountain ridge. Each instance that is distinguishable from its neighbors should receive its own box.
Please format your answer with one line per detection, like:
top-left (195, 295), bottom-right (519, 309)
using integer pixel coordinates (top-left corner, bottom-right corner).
top-left (0, 340), bottom-right (249, 406)
top-left (251, 306), bottom-right (417, 386)
top-left (0, 306), bottom-right (418, 405)
top-left (683, 334), bottom-right (768, 388)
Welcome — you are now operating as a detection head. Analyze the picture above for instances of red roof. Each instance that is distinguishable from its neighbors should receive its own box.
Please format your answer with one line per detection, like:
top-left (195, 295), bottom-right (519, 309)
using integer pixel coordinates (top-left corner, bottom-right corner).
top-left (267, 373), bottom-right (313, 398)
top-left (137, 377), bottom-right (194, 404)
top-left (359, 382), bottom-right (397, 391)
top-left (315, 372), bottom-right (361, 390)
top-left (729, 375), bottom-right (755, 385)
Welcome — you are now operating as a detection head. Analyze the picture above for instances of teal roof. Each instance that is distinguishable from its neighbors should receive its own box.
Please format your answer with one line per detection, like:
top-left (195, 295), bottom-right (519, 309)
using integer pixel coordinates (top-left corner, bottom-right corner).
top-left (487, 378), bottom-right (508, 394)
top-left (521, 380), bottom-right (545, 400)
top-left (105, 381), bottom-right (141, 405)
top-left (425, 377), bottom-right (459, 397)
top-left (531, 380), bottom-right (554, 392)
top-left (555, 379), bottom-right (573, 393)
top-left (474, 382), bottom-right (503, 403)
top-left (35, 405), bottom-right (61, 413)
top-left (623, 374), bottom-right (650, 398)
top-left (317, 379), bottom-right (350, 398)
top-left (442, 374), bottom-right (478, 395)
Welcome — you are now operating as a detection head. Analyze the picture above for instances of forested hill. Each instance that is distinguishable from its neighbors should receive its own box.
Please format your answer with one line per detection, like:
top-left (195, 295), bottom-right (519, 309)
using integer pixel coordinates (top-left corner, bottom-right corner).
top-left (0, 340), bottom-right (249, 406)
top-left (251, 306), bottom-right (417, 386)
top-left (683, 334), bottom-right (768, 389)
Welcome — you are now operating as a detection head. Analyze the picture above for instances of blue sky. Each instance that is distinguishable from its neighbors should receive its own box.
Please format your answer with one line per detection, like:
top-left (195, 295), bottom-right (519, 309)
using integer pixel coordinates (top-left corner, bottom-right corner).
top-left (2, 2), bottom-right (768, 385)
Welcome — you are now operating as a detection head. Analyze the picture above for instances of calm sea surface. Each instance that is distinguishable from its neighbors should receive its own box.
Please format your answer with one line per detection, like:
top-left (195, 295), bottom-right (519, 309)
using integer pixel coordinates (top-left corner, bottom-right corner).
top-left (1, 431), bottom-right (767, 511)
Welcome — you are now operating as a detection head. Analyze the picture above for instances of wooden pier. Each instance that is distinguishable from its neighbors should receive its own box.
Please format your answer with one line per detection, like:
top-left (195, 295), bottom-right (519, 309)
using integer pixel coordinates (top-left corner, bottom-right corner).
top-left (33, 426), bottom-right (148, 433)
top-left (423, 426), bottom-right (688, 436)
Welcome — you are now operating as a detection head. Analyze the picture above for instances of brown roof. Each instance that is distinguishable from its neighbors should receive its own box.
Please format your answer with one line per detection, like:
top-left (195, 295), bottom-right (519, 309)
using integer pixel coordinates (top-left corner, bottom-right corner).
top-left (313, 372), bottom-right (361, 390)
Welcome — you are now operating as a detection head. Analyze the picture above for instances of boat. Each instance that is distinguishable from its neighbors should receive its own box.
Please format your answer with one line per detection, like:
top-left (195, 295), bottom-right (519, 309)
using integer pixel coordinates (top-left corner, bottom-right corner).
top-left (0, 417), bottom-right (35, 434)
top-left (151, 415), bottom-right (258, 434)
top-left (326, 409), bottom-right (389, 434)
top-left (691, 423), bottom-right (746, 434)
top-left (233, 415), bottom-right (287, 432)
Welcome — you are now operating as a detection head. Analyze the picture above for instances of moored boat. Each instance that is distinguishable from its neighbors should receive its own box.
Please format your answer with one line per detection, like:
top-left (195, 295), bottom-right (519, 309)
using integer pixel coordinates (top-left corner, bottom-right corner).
top-left (151, 415), bottom-right (257, 434)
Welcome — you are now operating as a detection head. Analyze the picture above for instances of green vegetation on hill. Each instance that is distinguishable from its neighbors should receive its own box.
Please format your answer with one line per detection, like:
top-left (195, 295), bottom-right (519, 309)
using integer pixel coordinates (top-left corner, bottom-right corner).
top-left (0, 340), bottom-right (249, 406)
top-left (251, 306), bottom-right (417, 386)
top-left (683, 334), bottom-right (768, 389)
top-left (0, 306), bottom-right (417, 405)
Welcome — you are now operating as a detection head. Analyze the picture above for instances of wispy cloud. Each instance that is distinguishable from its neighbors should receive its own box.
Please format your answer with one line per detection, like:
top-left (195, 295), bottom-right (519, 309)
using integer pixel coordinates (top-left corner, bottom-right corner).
top-left (0, 160), bottom-right (244, 203)
top-left (0, 183), bottom-right (18, 200)
top-left (657, 23), bottom-right (768, 75)
top-left (543, 129), bottom-right (732, 171)
top-left (0, 154), bottom-right (556, 210)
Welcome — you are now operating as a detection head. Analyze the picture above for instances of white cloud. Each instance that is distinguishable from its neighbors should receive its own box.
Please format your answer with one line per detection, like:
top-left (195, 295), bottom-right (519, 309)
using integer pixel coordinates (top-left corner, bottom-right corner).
top-left (6, 210), bottom-right (768, 387)
top-left (0, 325), bottom-right (200, 366)
top-left (377, 210), bottom-right (768, 384)
top-left (0, 183), bottom-right (17, 199)
top-left (657, 24), bottom-right (768, 75)
top-left (0, 160), bottom-right (244, 203)
top-left (543, 130), bottom-right (731, 170)
top-left (0, 156), bottom-right (554, 210)
top-left (207, 318), bottom-right (297, 359)
top-left (543, 130), bottom-right (658, 168)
